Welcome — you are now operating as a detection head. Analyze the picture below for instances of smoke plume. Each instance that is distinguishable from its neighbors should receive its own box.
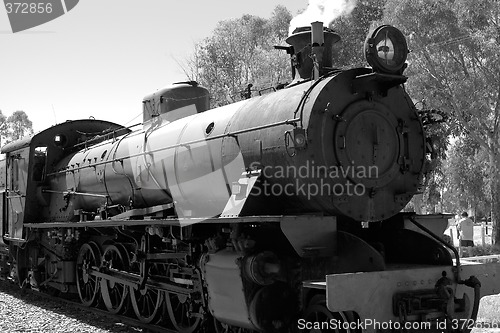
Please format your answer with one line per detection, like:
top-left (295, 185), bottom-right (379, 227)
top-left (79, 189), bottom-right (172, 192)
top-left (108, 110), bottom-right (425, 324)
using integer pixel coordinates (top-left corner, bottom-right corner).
top-left (289, 0), bottom-right (358, 35)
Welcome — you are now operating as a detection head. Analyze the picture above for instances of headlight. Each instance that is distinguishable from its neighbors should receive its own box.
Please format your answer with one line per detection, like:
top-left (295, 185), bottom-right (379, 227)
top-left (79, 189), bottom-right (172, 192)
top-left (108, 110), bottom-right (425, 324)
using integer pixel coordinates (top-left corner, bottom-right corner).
top-left (364, 25), bottom-right (408, 75)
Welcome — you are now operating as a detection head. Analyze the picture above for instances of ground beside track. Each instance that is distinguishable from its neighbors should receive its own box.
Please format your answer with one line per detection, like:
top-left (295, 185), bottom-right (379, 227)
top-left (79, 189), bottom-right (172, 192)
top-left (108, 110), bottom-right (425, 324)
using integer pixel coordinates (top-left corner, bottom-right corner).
top-left (0, 281), bottom-right (146, 333)
top-left (474, 294), bottom-right (500, 333)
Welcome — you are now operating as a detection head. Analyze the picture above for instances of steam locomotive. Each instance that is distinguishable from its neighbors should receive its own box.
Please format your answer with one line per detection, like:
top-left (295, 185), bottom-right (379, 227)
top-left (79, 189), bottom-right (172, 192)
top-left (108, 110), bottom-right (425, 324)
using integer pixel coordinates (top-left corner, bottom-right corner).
top-left (1, 23), bottom-right (499, 333)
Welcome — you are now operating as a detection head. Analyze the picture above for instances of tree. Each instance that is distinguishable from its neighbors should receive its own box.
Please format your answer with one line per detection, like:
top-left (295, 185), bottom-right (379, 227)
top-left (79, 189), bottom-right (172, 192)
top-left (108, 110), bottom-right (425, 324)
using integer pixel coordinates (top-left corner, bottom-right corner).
top-left (444, 138), bottom-right (490, 219)
top-left (268, 5), bottom-right (293, 40)
top-left (331, 0), bottom-right (386, 68)
top-left (383, 0), bottom-right (500, 244)
top-left (7, 110), bottom-right (33, 141)
top-left (0, 110), bottom-right (7, 143)
top-left (188, 7), bottom-right (293, 106)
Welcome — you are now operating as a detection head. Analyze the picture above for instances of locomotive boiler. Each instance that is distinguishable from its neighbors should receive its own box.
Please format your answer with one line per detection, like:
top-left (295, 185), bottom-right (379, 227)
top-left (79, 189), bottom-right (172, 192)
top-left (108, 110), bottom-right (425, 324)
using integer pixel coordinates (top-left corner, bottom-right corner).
top-left (0, 23), bottom-right (499, 333)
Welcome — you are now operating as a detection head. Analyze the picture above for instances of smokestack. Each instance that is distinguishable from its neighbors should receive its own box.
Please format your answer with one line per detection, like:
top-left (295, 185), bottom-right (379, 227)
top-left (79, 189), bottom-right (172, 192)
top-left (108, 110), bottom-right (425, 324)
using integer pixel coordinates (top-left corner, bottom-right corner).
top-left (285, 22), bottom-right (340, 82)
top-left (311, 21), bottom-right (325, 80)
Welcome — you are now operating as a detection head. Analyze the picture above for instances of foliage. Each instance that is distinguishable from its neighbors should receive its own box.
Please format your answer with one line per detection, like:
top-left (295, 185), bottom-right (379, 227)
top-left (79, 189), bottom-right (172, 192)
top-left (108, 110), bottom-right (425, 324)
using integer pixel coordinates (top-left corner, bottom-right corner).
top-left (187, 6), bottom-right (293, 106)
top-left (331, 0), bottom-right (386, 68)
top-left (444, 138), bottom-right (490, 218)
top-left (6, 110), bottom-right (33, 141)
top-left (0, 110), bottom-right (8, 140)
top-left (461, 244), bottom-right (500, 257)
top-left (0, 109), bottom-right (34, 145)
top-left (382, 0), bottom-right (500, 243)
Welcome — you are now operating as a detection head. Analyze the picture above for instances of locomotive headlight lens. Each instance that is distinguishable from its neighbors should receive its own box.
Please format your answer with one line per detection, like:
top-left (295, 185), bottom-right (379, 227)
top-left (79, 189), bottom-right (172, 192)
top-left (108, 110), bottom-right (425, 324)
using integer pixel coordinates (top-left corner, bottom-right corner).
top-left (364, 25), bottom-right (408, 74)
top-left (376, 37), bottom-right (394, 62)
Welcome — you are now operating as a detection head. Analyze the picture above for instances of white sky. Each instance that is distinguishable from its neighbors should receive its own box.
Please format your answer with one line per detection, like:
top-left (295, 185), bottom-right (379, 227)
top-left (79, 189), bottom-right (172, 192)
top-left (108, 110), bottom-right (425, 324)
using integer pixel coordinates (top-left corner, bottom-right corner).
top-left (0, 0), bottom-right (306, 132)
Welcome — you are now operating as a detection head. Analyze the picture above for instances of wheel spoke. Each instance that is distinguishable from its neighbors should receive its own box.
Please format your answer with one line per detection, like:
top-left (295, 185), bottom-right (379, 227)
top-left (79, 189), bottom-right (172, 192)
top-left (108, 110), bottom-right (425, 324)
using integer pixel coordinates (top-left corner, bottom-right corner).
top-left (100, 244), bottom-right (130, 314)
top-left (130, 285), bottom-right (163, 323)
top-left (165, 291), bottom-right (202, 333)
top-left (76, 243), bottom-right (101, 307)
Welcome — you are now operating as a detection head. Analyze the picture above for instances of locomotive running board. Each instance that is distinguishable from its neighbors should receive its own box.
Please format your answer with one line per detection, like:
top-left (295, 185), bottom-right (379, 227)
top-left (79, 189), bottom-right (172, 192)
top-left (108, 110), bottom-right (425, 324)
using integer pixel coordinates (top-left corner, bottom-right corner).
top-left (23, 216), bottom-right (285, 228)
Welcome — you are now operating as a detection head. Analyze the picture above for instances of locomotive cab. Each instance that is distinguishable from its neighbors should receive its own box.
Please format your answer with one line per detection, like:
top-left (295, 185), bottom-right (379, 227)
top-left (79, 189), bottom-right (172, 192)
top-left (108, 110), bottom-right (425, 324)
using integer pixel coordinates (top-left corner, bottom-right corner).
top-left (0, 157), bottom-right (8, 246)
top-left (1, 138), bottom-right (32, 242)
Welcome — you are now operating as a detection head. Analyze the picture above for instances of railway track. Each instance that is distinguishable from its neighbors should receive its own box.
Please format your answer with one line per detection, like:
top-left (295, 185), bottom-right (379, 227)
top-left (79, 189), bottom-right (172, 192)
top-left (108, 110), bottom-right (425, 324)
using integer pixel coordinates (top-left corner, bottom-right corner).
top-left (2, 260), bottom-right (500, 333)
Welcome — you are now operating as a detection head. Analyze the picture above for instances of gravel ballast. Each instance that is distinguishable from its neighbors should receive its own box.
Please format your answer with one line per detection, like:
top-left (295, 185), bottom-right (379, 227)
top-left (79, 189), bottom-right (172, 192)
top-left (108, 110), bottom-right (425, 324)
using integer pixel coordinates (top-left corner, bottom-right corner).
top-left (0, 281), bottom-right (144, 333)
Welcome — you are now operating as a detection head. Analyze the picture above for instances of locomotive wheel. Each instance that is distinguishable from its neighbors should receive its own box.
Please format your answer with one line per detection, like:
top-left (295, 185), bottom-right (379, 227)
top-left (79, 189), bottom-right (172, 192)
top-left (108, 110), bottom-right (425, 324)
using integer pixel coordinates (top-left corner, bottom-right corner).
top-left (130, 284), bottom-right (163, 323)
top-left (304, 295), bottom-right (359, 333)
top-left (100, 244), bottom-right (130, 314)
top-left (76, 242), bottom-right (102, 307)
top-left (165, 291), bottom-right (202, 333)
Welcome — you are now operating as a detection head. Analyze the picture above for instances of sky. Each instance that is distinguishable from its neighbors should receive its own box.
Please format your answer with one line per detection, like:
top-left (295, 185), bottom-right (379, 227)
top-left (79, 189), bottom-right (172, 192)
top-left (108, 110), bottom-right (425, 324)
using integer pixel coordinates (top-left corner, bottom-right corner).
top-left (0, 0), bottom-right (307, 132)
